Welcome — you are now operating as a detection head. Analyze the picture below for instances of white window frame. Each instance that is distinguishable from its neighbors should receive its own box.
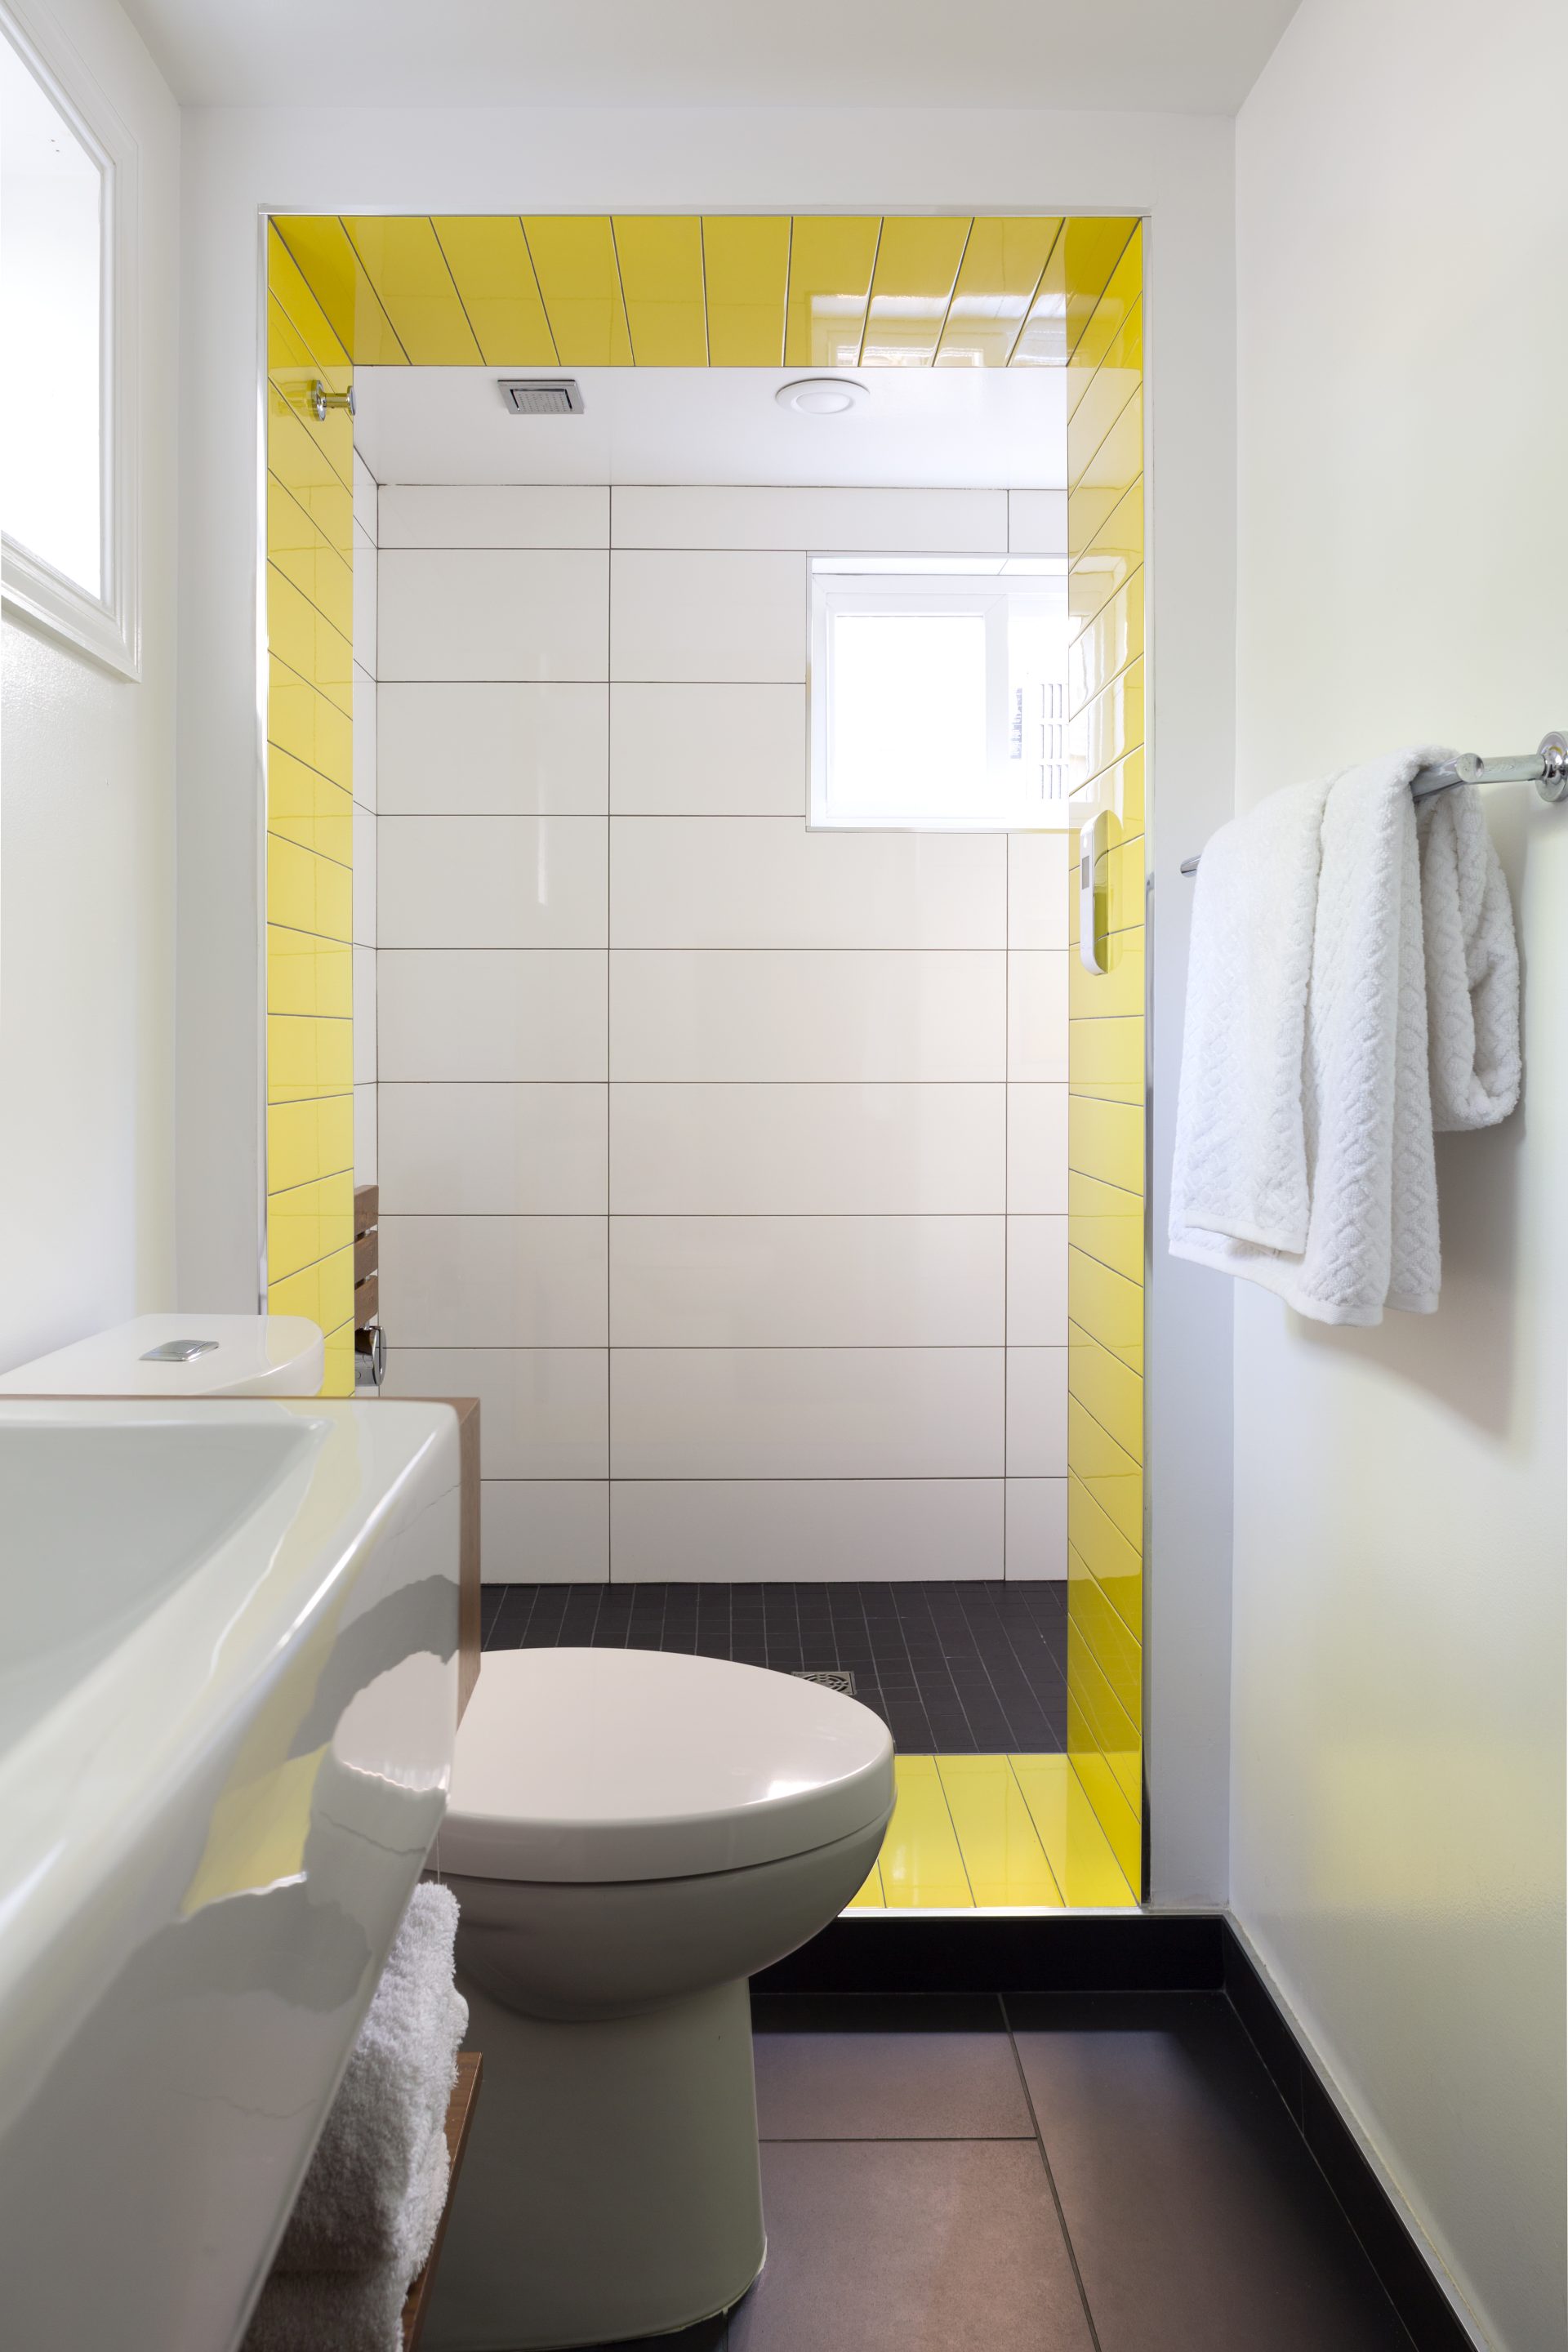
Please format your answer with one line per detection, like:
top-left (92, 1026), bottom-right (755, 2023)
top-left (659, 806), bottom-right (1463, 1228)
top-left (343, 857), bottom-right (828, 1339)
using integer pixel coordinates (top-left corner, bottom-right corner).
top-left (808, 561), bottom-right (1071, 833)
top-left (0, 1), bottom-right (140, 679)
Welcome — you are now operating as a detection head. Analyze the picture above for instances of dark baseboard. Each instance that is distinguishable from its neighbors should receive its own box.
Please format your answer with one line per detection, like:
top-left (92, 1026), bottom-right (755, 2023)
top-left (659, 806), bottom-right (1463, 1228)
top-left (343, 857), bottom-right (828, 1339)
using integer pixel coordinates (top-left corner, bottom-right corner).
top-left (754, 1910), bottom-right (1472, 2352)
top-left (751, 1910), bottom-right (1226, 1994)
top-left (1222, 1927), bottom-right (1475, 2352)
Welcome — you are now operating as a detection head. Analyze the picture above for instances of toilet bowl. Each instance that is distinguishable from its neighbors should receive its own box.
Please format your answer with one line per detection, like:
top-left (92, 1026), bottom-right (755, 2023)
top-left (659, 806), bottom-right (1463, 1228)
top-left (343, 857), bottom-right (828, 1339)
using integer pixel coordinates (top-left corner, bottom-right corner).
top-left (423, 1646), bottom-right (894, 2352)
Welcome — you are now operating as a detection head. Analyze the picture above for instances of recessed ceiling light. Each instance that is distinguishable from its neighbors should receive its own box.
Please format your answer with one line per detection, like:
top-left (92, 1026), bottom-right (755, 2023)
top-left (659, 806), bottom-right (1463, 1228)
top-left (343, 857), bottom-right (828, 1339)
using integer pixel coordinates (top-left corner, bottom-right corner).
top-left (775, 377), bottom-right (868, 416)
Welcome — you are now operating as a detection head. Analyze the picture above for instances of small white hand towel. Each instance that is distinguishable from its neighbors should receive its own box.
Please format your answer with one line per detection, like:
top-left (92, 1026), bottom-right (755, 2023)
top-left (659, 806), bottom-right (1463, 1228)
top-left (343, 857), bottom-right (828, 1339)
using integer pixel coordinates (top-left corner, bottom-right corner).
top-left (1169, 750), bottom-right (1519, 1326)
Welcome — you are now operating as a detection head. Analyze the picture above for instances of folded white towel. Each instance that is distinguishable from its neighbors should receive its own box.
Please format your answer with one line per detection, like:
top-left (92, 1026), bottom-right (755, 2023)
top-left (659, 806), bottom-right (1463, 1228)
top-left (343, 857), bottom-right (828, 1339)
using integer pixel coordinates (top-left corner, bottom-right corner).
top-left (271, 1882), bottom-right (466, 2278)
top-left (1170, 750), bottom-right (1520, 1325)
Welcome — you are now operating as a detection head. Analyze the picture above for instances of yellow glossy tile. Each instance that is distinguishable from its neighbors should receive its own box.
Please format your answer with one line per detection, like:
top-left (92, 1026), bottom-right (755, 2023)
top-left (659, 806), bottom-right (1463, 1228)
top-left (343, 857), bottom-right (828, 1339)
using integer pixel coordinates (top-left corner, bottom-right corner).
top-left (268, 294), bottom-right (352, 408)
top-left (1067, 238), bottom-right (1143, 412)
top-left (1067, 363), bottom-right (1138, 497)
top-left (343, 216), bottom-right (482, 364)
top-left (1069, 1013), bottom-right (1143, 1105)
top-left (936, 1755), bottom-right (1062, 1907)
top-left (702, 216), bottom-right (791, 367)
top-left (1068, 1321), bottom-right (1143, 1465)
top-left (267, 924), bottom-right (352, 1020)
top-left (1059, 218), bottom-right (1139, 357)
top-left (1067, 1401), bottom-right (1143, 1557)
top-left (879, 1755), bottom-right (973, 1909)
top-left (267, 564), bottom-right (354, 716)
top-left (268, 832), bottom-right (353, 943)
top-left (1068, 572), bottom-right (1143, 712)
top-left (1009, 1754), bottom-right (1136, 1908)
top-left (267, 224), bottom-right (350, 373)
top-left (320, 1321), bottom-right (357, 1399)
top-left (1069, 1544), bottom-right (1143, 1729)
top-left (432, 216), bottom-right (557, 366)
top-left (1067, 1246), bottom-right (1143, 1370)
top-left (1102, 831), bottom-right (1147, 935)
top-left (1067, 390), bottom-right (1143, 543)
top-left (1068, 1471), bottom-right (1143, 1637)
top-left (1066, 1169), bottom-right (1143, 1285)
top-left (523, 217), bottom-right (633, 366)
top-left (612, 216), bottom-right (708, 366)
top-left (1068, 1624), bottom-right (1141, 1817)
top-left (268, 1094), bottom-right (355, 1194)
top-left (844, 1859), bottom-right (886, 1910)
top-left (269, 1243), bottom-right (354, 1335)
top-left (1066, 1726), bottom-right (1142, 1891)
top-left (1069, 482), bottom-right (1144, 620)
top-left (273, 216), bottom-right (408, 365)
top-left (269, 659), bottom-right (352, 793)
top-left (934, 216), bottom-right (1061, 369)
top-left (859, 216), bottom-right (970, 368)
top-left (268, 746), bottom-right (354, 866)
top-left (268, 376), bottom-right (354, 500)
top-left (1013, 216), bottom-right (1138, 368)
top-left (266, 1172), bottom-right (354, 1285)
top-left (1068, 928), bottom-right (1143, 1026)
top-left (1067, 1093), bottom-right (1144, 1196)
top-left (266, 409), bottom-right (354, 555)
top-left (783, 216), bottom-right (880, 370)
top-left (266, 1018), bottom-right (353, 1106)
top-left (268, 477), bottom-right (354, 642)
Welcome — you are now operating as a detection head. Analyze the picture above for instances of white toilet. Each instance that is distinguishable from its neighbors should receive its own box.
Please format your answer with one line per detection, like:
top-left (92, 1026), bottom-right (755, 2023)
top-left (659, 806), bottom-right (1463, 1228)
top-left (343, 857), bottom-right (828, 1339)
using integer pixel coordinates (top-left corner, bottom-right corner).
top-left (424, 1646), bottom-right (895, 2352)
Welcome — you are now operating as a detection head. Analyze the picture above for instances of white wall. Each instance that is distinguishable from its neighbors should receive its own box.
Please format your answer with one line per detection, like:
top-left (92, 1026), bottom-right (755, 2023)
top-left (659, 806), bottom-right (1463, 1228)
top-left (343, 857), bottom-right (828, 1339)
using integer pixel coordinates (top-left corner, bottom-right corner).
top-left (374, 481), bottom-right (1071, 1596)
top-left (175, 101), bottom-right (1237, 1899)
top-left (1231, 4), bottom-right (1568, 2345)
top-left (0, 0), bottom-right (179, 1370)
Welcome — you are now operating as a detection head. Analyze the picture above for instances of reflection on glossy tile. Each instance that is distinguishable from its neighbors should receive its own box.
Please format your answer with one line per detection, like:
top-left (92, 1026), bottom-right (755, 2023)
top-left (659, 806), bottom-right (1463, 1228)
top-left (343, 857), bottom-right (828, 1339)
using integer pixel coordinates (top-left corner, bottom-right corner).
top-left (935, 1756), bottom-right (1062, 1907)
top-left (377, 815), bottom-right (608, 947)
top-left (378, 684), bottom-right (609, 815)
top-left (1009, 1754), bottom-right (1137, 1908)
top-left (880, 1756), bottom-right (973, 1909)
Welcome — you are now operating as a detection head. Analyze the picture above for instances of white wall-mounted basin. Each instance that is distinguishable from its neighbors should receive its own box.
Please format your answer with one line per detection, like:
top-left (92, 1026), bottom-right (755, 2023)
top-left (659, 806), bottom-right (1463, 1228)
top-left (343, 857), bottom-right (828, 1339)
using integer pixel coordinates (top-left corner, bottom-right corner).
top-left (0, 1396), bottom-right (461, 2352)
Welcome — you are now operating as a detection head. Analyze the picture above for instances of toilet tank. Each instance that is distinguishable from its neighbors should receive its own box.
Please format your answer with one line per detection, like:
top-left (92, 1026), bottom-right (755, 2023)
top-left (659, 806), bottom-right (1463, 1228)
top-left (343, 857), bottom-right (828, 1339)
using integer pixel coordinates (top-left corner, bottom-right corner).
top-left (0, 1315), bottom-right (326, 1398)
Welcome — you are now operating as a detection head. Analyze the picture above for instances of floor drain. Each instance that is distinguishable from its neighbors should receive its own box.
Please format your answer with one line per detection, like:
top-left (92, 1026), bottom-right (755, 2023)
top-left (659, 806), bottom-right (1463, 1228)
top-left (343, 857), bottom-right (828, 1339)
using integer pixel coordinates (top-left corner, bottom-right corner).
top-left (791, 1668), bottom-right (857, 1695)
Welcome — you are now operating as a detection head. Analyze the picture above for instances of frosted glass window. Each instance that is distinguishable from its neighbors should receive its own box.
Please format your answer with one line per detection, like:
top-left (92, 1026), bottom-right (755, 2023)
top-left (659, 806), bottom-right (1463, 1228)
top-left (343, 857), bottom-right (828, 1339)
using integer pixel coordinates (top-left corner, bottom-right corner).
top-left (810, 559), bottom-right (1071, 830)
top-left (0, 30), bottom-right (104, 597)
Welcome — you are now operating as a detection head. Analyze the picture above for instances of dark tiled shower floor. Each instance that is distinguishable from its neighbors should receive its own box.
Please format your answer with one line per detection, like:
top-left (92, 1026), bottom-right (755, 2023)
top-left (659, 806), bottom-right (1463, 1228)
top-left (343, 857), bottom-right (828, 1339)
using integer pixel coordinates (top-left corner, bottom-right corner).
top-left (481, 1580), bottom-right (1067, 1753)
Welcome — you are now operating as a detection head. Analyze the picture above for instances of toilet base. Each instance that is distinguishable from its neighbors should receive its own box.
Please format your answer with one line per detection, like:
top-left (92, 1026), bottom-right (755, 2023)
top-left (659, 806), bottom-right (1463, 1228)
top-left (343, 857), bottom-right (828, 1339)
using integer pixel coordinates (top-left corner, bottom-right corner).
top-left (424, 1972), bottom-right (765, 2351)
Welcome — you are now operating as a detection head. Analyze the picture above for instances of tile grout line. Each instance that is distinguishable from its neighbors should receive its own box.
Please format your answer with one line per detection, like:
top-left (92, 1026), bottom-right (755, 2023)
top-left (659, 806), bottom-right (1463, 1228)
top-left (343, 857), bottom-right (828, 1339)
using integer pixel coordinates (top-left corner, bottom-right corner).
top-left (999, 1999), bottom-right (1106, 2352)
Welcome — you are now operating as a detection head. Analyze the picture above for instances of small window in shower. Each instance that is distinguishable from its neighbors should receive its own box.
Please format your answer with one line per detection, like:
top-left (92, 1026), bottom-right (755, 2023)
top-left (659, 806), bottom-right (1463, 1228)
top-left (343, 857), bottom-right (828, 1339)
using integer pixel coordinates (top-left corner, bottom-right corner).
top-left (808, 555), bottom-right (1069, 831)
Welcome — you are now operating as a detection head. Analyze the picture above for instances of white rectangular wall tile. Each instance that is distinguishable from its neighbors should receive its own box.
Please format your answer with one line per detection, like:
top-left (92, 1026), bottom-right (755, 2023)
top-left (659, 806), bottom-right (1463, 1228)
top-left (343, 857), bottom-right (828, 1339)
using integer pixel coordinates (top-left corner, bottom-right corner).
top-left (1008, 832), bottom-right (1072, 951)
top-left (481, 1481), bottom-right (608, 1584)
top-left (353, 946), bottom-right (376, 1085)
top-left (380, 485), bottom-right (608, 550)
top-left (611, 551), bottom-right (805, 682)
top-left (353, 798), bottom-right (376, 947)
top-left (610, 820), bottom-right (1005, 950)
top-left (1008, 488), bottom-right (1068, 555)
top-left (378, 951), bottom-right (607, 1081)
top-left (379, 1083), bottom-right (606, 1214)
top-left (611, 486), bottom-right (1009, 554)
top-left (609, 1216), bottom-right (1004, 1347)
top-left (611, 1480), bottom-right (1005, 1583)
top-left (353, 666), bottom-right (377, 809)
top-left (1005, 1216), bottom-right (1070, 1344)
top-left (378, 815), bottom-right (608, 948)
top-left (379, 1215), bottom-right (607, 1345)
top-left (382, 1348), bottom-right (608, 1479)
top-left (609, 685), bottom-right (805, 816)
top-left (1006, 1085), bottom-right (1070, 1214)
top-left (610, 1348), bottom-right (1004, 1479)
top-left (610, 951), bottom-right (1005, 1082)
top-left (353, 449), bottom-right (376, 541)
top-left (1004, 1478), bottom-right (1068, 1581)
top-left (1007, 953), bottom-right (1070, 1081)
top-left (378, 684), bottom-right (608, 815)
top-left (610, 1084), bottom-right (1005, 1215)
top-left (353, 524), bottom-right (377, 674)
top-left (1004, 1346), bottom-right (1069, 1477)
top-left (378, 550), bottom-right (608, 682)
top-left (354, 1083), bottom-right (376, 1184)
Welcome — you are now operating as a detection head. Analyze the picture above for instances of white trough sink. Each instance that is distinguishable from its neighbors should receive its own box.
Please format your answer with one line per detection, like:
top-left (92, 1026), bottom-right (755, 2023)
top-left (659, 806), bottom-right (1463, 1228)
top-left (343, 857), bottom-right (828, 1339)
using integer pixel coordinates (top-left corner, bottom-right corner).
top-left (0, 1396), bottom-right (461, 2351)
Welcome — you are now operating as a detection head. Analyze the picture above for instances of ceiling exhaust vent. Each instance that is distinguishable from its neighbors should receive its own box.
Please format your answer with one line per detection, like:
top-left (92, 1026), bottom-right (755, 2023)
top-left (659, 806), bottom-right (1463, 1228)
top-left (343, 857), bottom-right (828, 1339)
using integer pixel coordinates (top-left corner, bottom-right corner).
top-left (499, 378), bottom-right (584, 416)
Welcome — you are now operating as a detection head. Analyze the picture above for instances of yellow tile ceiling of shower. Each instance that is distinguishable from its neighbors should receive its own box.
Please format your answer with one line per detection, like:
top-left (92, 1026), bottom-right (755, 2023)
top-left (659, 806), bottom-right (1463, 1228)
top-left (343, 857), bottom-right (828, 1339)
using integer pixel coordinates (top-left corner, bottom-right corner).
top-left (271, 215), bottom-right (1141, 370)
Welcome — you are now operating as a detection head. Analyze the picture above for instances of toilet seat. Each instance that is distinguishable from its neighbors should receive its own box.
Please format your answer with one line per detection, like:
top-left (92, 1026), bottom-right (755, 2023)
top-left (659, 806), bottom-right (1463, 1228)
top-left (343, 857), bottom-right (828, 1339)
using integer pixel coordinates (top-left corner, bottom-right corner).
top-left (434, 1646), bottom-right (893, 1886)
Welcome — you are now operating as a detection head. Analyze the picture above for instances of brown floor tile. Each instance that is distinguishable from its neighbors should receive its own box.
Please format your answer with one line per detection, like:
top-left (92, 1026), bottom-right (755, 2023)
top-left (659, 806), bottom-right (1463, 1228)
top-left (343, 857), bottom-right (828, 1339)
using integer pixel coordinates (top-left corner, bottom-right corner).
top-left (1009, 1993), bottom-right (1411, 2352)
top-left (753, 1995), bottom-right (1033, 2140)
top-left (727, 2140), bottom-right (1095, 2352)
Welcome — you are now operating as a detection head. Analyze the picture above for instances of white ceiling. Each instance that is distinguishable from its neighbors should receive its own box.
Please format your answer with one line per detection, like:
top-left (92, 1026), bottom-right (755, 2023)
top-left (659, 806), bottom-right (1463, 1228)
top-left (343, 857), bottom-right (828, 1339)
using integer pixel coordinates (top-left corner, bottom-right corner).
top-left (353, 366), bottom-right (1067, 490)
top-left (121, 0), bottom-right (1299, 114)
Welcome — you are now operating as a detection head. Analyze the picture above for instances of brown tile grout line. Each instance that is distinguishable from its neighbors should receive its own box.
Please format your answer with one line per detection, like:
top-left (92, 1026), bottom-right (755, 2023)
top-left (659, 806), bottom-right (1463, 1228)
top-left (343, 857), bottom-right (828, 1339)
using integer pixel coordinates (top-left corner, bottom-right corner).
top-left (998, 1998), bottom-right (1107, 2352)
